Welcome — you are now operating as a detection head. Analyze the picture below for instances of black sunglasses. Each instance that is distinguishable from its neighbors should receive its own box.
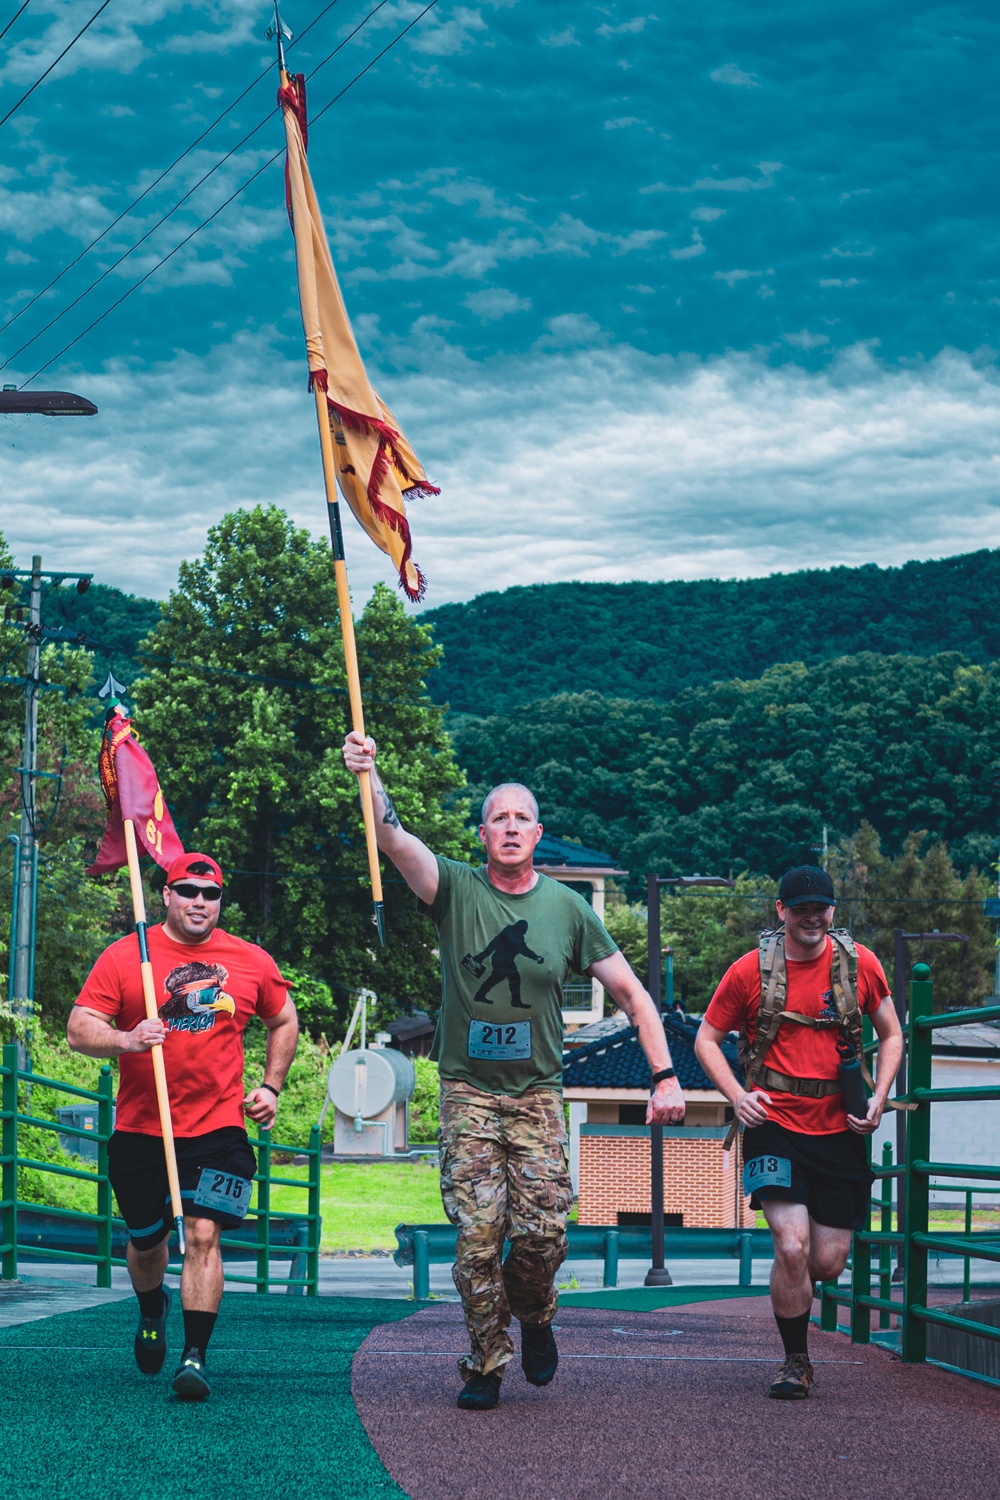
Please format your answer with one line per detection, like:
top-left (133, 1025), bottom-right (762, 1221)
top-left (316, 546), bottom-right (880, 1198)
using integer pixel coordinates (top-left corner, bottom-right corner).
top-left (169, 882), bottom-right (222, 902)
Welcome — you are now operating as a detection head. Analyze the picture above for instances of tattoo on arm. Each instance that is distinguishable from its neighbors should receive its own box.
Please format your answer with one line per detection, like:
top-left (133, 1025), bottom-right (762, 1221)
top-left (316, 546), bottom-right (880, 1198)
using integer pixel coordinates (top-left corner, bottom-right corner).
top-left (378, 787), bottom-right (400, 829)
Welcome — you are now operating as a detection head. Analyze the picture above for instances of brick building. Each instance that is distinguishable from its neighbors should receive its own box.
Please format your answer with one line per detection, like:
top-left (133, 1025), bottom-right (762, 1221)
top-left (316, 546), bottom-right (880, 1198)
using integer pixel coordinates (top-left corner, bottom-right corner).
top-left (564, 1011), bottom-right (754, 1228)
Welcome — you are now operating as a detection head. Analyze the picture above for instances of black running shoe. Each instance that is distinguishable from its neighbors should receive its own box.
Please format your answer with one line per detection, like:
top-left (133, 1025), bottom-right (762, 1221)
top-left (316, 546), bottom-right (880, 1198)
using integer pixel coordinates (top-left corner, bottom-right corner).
top-left (456, 1371), bottom-right (502, 1410)
top-left (172, 1348), bottom-right (210, 1402)
top-left (134, 1286), bottom-right (171, 1376)
top-left (520, 1322), bottom-right (558, 1386)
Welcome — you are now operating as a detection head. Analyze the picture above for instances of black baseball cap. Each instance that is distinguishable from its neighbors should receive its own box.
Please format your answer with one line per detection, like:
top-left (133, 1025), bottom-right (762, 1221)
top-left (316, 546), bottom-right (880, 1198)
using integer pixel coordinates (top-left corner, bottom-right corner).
top-left (777, 865), bottom-right (836, 908)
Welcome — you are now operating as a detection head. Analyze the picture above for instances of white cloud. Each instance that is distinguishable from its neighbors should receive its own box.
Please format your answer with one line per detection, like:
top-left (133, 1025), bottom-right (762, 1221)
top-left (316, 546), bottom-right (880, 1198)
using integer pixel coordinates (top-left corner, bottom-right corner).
top-left (671, 230), bottom-right (705, 260)
top-left (784, 329), bottom-right (830, 350)
top-left (464, 288), bottom-right (531, 321)
top-left (596, 17), bottom-right (656, 38)
top-left (541, 28), bottom-right (579, 47)
top-left (3, 338), bottom-right (998, 610)
top-left (641, 163), bottom-right (782, 195)
top-left (710, 64), bottom-right (760, 88)
top-left (691, 206), bottom-right (724, 222)
top-left (714, 267), bottom-right (773, 287)
top-left (604, 117), bottom-right (642, 130)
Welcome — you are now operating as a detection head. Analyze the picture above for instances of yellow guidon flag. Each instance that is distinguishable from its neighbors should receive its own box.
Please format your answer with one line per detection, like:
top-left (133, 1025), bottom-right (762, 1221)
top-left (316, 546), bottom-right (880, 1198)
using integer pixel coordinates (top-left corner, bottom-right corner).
top-left (279, 72), bottom-right (437, 601)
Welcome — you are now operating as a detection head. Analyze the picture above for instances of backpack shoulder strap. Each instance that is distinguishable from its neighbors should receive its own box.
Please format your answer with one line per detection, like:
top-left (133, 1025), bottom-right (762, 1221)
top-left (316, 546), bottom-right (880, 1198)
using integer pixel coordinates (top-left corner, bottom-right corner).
top-left (738, 930), bottom-right (788, 1084)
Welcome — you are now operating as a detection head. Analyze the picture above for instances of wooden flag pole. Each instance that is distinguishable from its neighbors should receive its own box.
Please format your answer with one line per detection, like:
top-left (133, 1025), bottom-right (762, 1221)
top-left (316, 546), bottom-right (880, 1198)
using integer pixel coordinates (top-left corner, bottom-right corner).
top-left (122, 818), bottom-right (186, 1253)
top-left (313, 381), bottom-right (386, 945)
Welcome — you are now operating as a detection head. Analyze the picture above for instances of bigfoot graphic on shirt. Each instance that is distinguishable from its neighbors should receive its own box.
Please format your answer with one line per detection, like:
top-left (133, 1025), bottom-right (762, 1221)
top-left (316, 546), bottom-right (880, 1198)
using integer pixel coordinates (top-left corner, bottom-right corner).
top-left (462, 920), bottom-right (544, 1010)
top-left (159, 961), bottom-right (236, 1033)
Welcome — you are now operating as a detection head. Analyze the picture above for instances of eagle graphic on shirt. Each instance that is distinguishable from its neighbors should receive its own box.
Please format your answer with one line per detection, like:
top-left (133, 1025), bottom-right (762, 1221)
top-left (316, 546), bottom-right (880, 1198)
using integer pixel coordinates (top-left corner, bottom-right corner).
top-left (159, 961), bottom-right (236, 1033)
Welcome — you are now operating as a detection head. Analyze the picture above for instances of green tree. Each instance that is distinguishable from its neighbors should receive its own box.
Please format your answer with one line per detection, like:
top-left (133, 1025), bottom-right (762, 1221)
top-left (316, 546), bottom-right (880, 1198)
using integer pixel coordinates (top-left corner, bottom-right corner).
top-left (827, 823), bottom-right (993, 1011)
top-left (132, 505), bottom-right (474, 1027)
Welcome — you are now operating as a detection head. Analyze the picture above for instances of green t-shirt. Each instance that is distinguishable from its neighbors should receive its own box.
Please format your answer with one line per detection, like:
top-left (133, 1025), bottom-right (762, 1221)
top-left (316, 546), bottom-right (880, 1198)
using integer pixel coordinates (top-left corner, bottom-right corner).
top-left (420, 856), bottom-right (618, 1096)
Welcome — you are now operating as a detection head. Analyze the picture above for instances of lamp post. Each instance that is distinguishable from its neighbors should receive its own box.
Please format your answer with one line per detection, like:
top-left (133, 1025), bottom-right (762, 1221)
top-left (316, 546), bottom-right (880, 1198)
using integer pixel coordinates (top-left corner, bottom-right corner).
top-left (644, 872), bottom-right (736, 1286)
top-left (2, 563), bottom-right (93, 1062)
top-left (1, 384), bottom-right (97, 1062)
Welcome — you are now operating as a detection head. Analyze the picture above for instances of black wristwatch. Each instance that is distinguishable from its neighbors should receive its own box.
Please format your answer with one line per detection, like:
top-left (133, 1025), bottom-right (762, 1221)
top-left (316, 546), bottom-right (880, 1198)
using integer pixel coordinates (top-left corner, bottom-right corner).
top-left (650, 1067), bottom-right (677, 1089)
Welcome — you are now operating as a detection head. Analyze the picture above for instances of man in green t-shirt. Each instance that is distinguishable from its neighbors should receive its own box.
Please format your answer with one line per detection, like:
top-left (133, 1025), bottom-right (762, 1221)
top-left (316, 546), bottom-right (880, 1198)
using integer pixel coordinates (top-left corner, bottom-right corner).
top-left (342, 731), bottom-right (686, 1411)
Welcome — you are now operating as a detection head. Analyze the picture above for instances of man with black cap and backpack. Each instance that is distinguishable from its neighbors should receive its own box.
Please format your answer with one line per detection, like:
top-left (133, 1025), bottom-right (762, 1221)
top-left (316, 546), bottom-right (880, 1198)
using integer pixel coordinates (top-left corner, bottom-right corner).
top-left (695, 865), bottom-right (903, 1400)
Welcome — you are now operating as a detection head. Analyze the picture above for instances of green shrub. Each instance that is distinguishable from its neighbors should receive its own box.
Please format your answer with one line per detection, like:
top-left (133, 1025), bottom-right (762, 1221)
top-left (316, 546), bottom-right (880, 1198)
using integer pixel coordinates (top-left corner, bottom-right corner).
top-left (409, 1056), bottom-right (439, 1143)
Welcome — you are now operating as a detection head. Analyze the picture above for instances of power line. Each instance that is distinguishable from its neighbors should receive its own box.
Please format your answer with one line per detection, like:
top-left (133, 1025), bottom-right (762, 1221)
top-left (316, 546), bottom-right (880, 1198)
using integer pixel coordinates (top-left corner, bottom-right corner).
top-left (0, 0), bottom-right (112, 132)
top-left (0, 0), bottom-right (346, 341)
top-left (4, 0), bottom-right (395, 375)
top-left (0, 1), bottom-right (32, 47)
top-left (18, 0), bottom-right (442, 388)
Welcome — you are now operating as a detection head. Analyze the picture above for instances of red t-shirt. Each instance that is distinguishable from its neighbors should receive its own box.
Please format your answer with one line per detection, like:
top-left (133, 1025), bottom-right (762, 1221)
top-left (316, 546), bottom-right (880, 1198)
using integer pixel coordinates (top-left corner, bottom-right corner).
top-left (704, 936), bottom-right (890, 1134)
top-left (75, 925), bottom-right (290, 1137)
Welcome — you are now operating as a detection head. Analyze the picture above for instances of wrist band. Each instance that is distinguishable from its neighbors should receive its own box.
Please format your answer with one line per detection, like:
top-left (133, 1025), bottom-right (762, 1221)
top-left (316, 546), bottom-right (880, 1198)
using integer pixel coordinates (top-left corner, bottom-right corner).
top-left (650, 1067), bottom-right (676, 1089)
top-left (260, 1082), bottom-right (280, 1098)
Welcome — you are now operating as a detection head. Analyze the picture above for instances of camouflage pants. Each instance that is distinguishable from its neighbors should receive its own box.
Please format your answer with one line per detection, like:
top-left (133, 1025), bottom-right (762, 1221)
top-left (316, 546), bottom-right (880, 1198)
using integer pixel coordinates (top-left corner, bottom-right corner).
top-left (439, 1078), bottom-right (573, 1380)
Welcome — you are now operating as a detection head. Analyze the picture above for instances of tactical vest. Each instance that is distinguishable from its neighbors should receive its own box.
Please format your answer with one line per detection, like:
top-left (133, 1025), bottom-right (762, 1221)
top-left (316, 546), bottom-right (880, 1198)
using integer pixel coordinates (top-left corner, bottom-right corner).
top-left (737, 927), bottom-right (865, 1101)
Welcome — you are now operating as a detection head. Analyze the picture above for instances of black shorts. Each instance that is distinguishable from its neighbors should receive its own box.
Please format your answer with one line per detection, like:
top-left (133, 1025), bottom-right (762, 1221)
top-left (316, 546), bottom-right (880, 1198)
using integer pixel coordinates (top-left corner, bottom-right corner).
top-left (108, 1126), bottom-right (257, 1250)
top-left (742, 1120), bottom-right (874, 1231)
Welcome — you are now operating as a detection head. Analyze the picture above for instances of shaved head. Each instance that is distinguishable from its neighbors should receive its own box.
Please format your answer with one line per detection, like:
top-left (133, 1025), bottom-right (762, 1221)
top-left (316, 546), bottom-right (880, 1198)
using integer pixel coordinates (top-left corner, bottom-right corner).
top-left (480, 783), bottom-right (540, 825)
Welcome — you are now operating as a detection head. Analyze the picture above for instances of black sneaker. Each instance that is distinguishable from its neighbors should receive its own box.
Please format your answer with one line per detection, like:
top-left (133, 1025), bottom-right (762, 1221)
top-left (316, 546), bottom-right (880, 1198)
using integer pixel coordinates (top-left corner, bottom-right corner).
top-left (172, 1348), bottom-right (210, 1402)
top-left (456, 1370), bottom-right (502, 1410)
top-left (768, 1353), bottom-right (815, 1400)
top-left (520, 1322), bottom-right (558, 1386)
top-left (134, 1286), bottom-right (171, 1375)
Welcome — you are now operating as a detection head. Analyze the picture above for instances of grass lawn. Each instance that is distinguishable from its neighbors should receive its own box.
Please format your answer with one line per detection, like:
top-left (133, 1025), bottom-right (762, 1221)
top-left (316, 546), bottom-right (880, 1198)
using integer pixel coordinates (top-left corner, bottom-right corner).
top-left (269, 1158), bottom-right (448, 1252)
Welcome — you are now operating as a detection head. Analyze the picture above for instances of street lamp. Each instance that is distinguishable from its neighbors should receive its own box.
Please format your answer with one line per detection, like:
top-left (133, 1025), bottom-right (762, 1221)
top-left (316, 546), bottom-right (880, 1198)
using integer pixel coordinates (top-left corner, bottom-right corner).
top-left (645, 871), bottom-right (737, 1286)
top-left (0, 385), bottom-right (98, 416)
top-left (2, 382), bottom-right (98, 1064)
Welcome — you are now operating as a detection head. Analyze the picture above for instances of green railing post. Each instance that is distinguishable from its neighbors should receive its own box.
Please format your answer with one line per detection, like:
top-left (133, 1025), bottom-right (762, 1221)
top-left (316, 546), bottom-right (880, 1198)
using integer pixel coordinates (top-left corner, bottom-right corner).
top-left (820, 1280), bottom-right (839, 1332)
top-left (879, 1142), bottom-right (893, 1330)
top-left (1, 1042), bottom-right (17, 1280)
top-left (963, 1189), bottom-right (972, 1304)
top-left (256, 1128), bottom-right (272, 1294)
top-left (306, 1124), bottom-right (321, 1297)
top-left (902, 961), bottom-right (932, 1363)
top-left (95, 1065), bottom-right (113, 1289)
top-left (738, 1231), bottom-right (752, 1288)
top-left (851, 1204), bottom-right (872, 1345)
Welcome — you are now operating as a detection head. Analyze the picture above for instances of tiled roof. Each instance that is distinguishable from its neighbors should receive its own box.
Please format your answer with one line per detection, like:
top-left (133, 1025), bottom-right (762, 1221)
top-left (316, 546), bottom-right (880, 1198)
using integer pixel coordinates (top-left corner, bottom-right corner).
top-left (563, 1011), bottom-right (741, 1092)
top-left (534, 833), bottom-right (622, 869)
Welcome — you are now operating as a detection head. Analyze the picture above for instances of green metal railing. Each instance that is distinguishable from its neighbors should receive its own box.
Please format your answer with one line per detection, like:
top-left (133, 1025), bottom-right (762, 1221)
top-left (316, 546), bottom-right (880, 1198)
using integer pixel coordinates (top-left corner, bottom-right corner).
top-left (0, 1041), bottom-right (321, 1293)
top-left (818, 963), bottom-right (1000, 1369)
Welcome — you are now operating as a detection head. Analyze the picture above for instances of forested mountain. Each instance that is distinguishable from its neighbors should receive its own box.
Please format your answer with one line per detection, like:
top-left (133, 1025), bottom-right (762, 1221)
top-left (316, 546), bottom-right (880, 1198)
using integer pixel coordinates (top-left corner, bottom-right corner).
top-left (450, 652), bottom-right (1000, 886)
top-left (40, 581), bottom-right (161, 691)
top-left (422, 550), bottom-right (1000, 716)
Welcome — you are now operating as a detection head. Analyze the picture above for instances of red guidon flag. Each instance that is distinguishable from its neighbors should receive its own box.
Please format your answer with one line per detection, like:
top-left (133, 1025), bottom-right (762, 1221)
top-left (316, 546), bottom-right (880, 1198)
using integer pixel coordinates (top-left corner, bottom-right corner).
top-left (279, 71), bottom-right (438, 601)
top-left (86, 707), bottom-right (185, 875)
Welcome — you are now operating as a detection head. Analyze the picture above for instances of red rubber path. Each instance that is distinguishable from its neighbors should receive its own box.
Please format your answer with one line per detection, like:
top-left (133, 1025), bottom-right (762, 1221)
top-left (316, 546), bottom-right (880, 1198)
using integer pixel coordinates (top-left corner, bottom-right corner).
top-left (352, 1294), bottom-right (1000, 1500)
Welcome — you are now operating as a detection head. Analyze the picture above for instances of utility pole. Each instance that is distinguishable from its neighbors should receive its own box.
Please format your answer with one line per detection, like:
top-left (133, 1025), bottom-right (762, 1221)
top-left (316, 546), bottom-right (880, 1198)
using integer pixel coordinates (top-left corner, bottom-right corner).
top-left (10, 556), bottom-right (42, 1062)
top-left (2, 558), bottom-right (93, 1065)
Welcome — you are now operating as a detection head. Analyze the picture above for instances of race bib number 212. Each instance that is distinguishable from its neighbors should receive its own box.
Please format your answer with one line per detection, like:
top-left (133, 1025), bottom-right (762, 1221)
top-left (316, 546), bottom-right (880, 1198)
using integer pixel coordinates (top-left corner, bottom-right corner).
top-left (467, 1019), bottom-right (532, 1061)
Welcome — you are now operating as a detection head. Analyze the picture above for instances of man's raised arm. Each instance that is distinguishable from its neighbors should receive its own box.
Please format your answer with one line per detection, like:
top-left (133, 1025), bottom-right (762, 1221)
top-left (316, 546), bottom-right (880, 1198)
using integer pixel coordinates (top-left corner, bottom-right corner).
top-left (341, 731), bottom-right (439, 905)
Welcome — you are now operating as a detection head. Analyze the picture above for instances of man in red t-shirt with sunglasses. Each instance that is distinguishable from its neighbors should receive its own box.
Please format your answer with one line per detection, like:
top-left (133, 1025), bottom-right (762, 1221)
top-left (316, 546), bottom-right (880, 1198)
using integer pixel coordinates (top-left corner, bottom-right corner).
top-left (696, 866), bottom-right (902, 1401)
top-left (68, 853), bottom-right (298, 1402)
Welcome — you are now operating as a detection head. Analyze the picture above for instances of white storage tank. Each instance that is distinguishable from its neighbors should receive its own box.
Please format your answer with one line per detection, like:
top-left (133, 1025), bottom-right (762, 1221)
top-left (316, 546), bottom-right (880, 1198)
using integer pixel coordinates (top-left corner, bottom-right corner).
top-left (326, 1046), bottom-right (416, 1156)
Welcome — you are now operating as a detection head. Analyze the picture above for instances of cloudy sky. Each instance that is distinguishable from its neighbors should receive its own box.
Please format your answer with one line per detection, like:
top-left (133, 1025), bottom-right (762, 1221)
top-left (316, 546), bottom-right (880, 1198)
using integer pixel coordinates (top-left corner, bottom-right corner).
top-left (1, 0), bottom-right (998, 605)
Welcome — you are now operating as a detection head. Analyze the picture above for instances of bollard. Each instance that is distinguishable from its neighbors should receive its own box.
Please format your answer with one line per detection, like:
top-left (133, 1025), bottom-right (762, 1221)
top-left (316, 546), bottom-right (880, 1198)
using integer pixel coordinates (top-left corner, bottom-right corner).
top-left (738, 1231), bottom-right (752, 1287)
top-left (603, 1229), bottom-right (620, 1288)
top-left (413, 1230), bottom-right (431, 1299)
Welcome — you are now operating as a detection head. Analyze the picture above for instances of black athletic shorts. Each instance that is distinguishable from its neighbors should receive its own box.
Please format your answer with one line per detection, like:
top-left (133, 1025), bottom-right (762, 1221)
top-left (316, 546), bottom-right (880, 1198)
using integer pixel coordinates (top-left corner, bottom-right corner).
top-left (741, 1120), bottom-right (875, 1231)
top-left (108, 1126), bottom-right (257, 1250)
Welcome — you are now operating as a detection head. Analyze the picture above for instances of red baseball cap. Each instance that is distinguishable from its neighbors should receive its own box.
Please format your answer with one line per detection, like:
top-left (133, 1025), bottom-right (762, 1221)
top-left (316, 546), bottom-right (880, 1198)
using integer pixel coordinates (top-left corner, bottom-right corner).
top-left (165, 852), bottom-right (224, 888)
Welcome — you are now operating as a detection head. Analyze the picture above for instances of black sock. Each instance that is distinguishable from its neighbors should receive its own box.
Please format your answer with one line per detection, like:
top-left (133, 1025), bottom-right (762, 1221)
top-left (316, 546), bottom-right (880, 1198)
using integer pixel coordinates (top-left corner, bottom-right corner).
top-left (775, 1311), bottom-right (810, 1359)
top-left (136, 1284), bottom-right (165, 1320)
top-left (182, 1309), bottom-right (217, 1357)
